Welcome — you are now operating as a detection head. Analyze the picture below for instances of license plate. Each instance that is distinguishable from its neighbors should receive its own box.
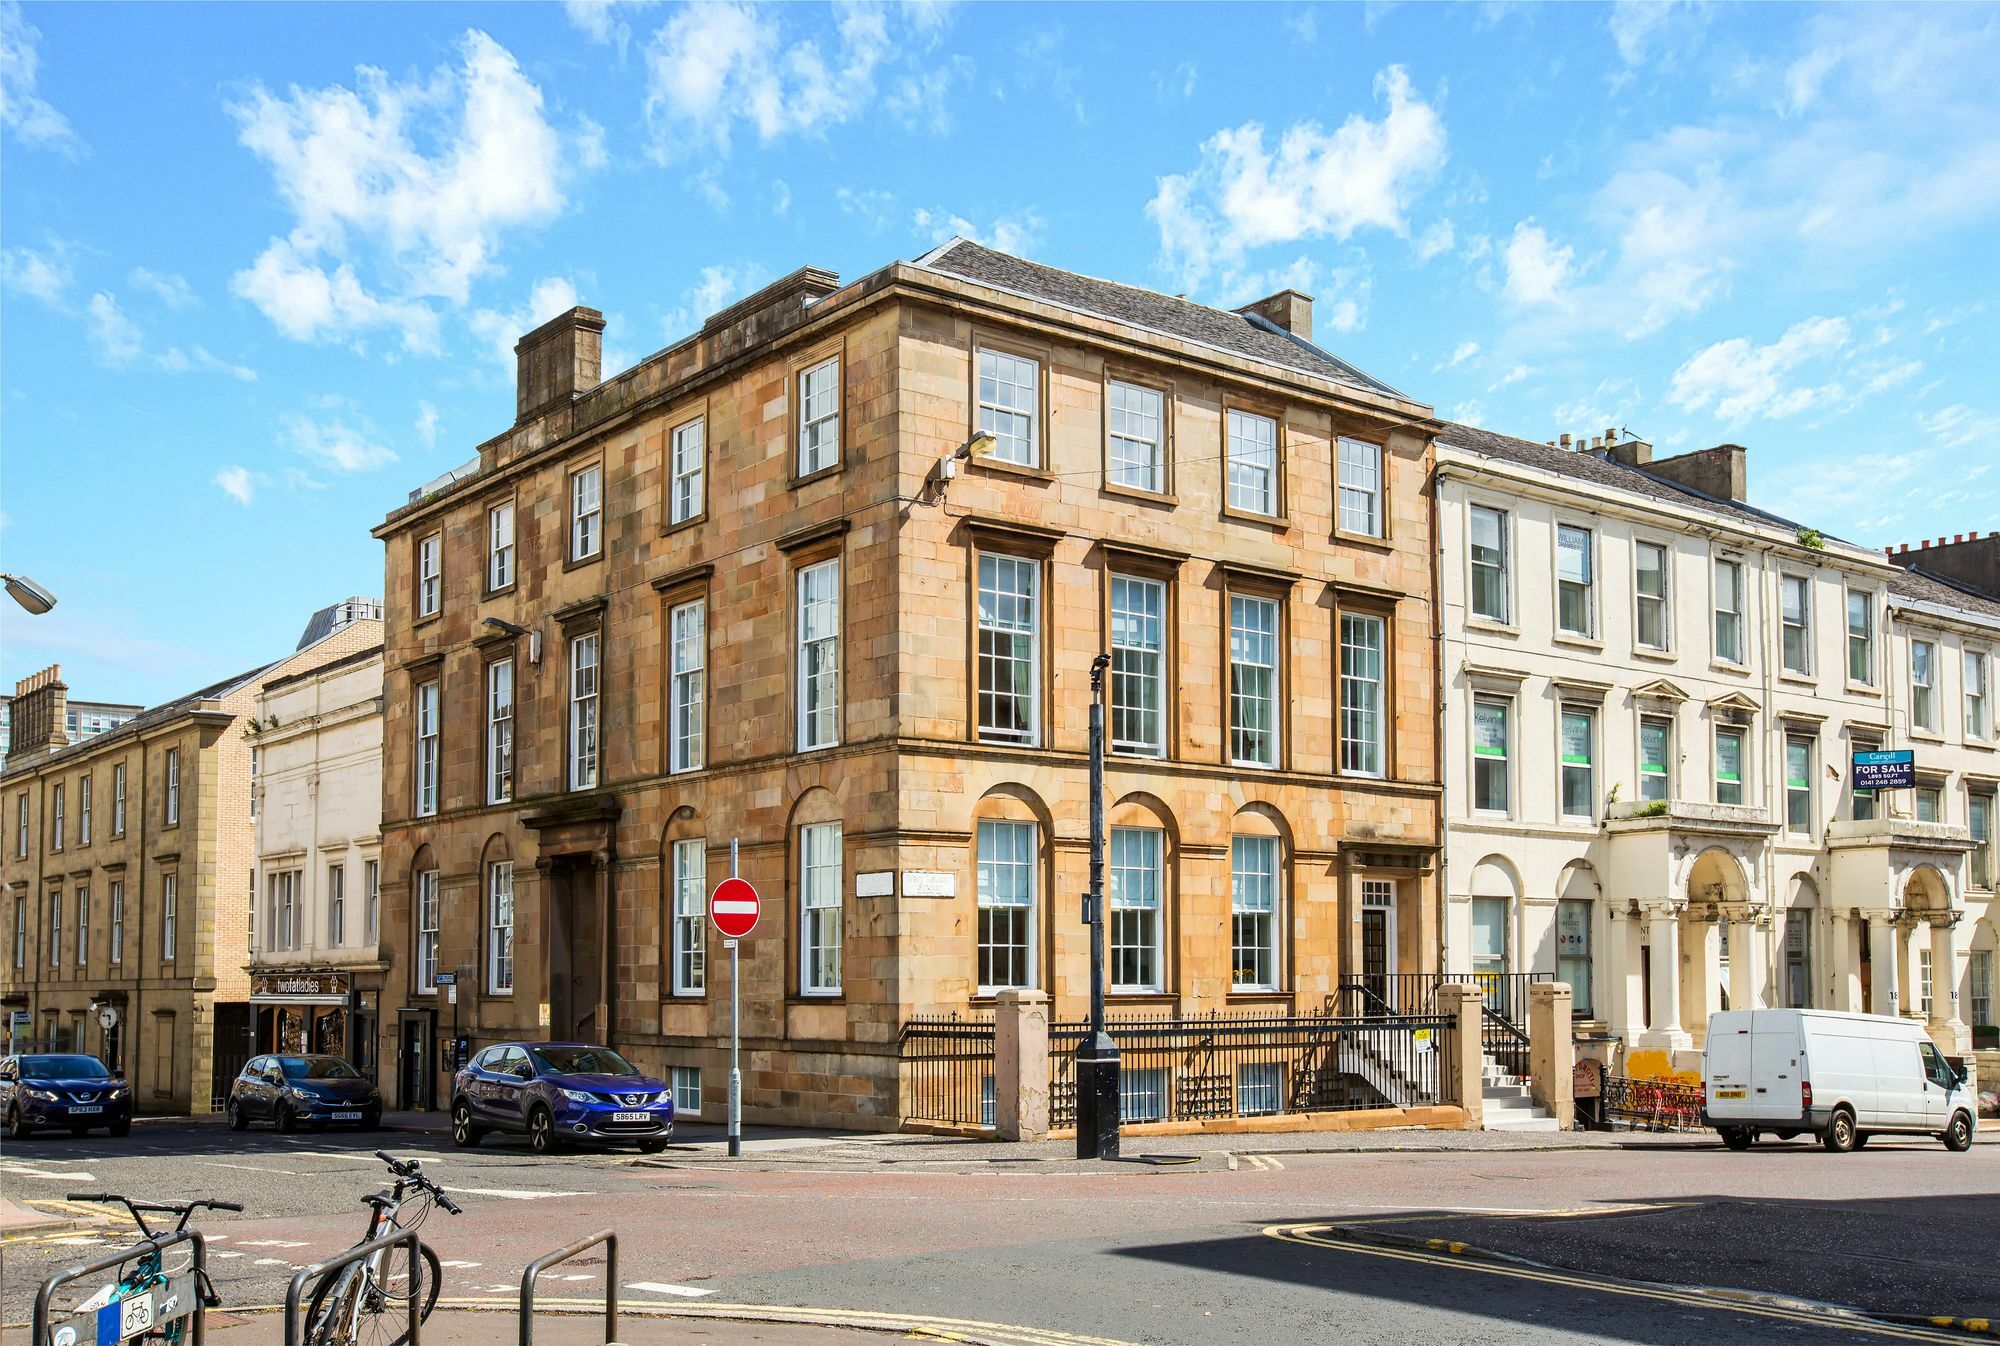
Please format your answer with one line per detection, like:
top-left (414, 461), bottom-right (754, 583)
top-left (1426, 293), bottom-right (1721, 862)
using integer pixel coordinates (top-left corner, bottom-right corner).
top-left (1715, 1088), bottom-right (1747, 1099)
top-left (332, 1111), bottom-right (363, 1120)
top-left (69, 1104), bottom-right (104, 1114)
top-left (611, 1111), bottom-right (650, 1123)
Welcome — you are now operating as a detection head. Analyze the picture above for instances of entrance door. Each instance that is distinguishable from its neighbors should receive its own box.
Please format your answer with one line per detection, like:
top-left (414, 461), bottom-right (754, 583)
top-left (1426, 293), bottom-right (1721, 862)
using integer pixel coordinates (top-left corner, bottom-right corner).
top-left (548, 862), bottom-right (601, 1042)
top-left (1360, 880), bottom-right (1396, 1014)
top-left (1858, 919), bottom-right (1873, 1014)
top-left (398, 1016), bottom-right (432, 1110)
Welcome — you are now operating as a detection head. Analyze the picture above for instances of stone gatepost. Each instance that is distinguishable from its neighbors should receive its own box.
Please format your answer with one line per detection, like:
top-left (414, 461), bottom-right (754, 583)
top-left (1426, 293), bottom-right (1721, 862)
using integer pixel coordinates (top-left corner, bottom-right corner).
top-left (995, 989), bottom-right (1050, 1141)
top-left (1529, 981), bottom-right (1575, 1129)
top-left (1438, 983), bottom-right (1485, 1130)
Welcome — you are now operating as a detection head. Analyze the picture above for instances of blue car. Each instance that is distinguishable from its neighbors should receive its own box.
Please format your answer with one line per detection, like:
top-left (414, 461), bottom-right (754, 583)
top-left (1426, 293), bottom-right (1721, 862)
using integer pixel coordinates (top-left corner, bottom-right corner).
top-left (1, 1054), bottom-right (134, 1139)
top-left (450, 1042), bottom-right (674, 1155)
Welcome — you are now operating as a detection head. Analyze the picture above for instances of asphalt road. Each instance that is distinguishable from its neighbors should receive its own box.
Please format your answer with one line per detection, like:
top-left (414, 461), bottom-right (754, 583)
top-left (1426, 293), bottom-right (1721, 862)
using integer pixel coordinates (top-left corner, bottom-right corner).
top-left (5, 1120), bottom-right (1995, 1346)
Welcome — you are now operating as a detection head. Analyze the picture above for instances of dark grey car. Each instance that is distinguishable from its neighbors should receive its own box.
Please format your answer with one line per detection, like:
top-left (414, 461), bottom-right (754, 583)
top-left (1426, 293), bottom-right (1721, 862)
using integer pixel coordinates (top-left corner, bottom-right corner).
top-left (226, 1054), bottom-right (382, 1131)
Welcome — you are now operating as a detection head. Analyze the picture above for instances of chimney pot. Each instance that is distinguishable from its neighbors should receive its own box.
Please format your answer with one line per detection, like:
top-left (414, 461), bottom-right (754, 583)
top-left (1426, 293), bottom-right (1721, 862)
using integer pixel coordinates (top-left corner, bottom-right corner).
top-left (1560, 433), bottom-right (1572, 449)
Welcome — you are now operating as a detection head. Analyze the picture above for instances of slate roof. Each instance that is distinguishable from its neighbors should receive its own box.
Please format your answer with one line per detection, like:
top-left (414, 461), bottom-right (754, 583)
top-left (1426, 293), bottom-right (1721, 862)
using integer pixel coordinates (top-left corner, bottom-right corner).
top-left (917, 239), bottom-right (1413, 404)
top-left (0, 662), bottom-right (271, 778)
top-left (1887, 565), bottom-right (2000, 624)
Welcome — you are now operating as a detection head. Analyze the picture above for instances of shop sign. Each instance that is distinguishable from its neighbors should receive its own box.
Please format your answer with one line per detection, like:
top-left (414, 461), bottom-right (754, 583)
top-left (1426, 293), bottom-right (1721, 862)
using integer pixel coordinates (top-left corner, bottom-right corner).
top-left (251, 971), bottom-right (350, 1001)
top-left (1573, 1058), bottom-right (1603, 1099)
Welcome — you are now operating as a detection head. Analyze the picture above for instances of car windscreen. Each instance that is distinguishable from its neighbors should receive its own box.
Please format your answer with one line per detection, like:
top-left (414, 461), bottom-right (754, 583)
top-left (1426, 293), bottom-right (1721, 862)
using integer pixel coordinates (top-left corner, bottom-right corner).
top-left (22, 1055), bottom-right (110, 1080)
top-left (530, 1046), bottom-right (641, 1077)
top-left (277, 1056), bottom-right (360, 1080)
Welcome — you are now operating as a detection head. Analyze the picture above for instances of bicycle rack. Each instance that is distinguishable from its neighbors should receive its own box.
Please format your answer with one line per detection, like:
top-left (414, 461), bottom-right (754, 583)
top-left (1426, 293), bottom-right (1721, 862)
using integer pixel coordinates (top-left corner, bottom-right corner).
top-left (519, 1229), bottom-right (619, 1346)
top-left (284, 1227), bottom-right (426, 1346)
top-left (32, 1229), bottom-right (209, 1346)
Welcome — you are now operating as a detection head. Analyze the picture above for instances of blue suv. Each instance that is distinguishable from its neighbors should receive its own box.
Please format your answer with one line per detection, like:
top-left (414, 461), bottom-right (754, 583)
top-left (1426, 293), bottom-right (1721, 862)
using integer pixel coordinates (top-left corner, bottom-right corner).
top-left (2, 1054), bottom-right (133, 1139)
top-left (450, 1042), bottom-right (674, 1155)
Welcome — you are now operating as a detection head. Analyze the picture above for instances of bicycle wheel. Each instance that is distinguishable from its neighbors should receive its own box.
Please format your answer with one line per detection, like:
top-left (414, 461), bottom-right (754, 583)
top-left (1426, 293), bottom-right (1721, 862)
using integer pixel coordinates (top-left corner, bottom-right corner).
top-left (302, 1244), bottom-right (441, 1346)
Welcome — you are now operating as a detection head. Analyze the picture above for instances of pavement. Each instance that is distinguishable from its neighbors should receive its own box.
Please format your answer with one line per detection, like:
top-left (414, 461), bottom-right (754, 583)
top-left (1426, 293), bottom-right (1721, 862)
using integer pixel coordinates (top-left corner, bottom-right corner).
top-left (6, 1115), bottom-right (1997, 1345)
top-left (200, 1307), bottom-right (904, 1345)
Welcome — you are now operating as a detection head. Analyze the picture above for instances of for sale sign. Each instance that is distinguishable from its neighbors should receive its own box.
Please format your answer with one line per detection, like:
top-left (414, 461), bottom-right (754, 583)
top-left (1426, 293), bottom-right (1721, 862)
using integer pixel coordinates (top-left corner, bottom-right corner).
top-left (1852, 749), bottom-right (1915, 792)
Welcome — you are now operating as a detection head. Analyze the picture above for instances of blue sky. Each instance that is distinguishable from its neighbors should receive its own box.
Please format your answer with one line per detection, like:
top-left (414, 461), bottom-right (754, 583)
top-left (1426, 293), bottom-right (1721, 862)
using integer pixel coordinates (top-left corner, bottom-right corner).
top-left (3, 1), bottom-right (1997, 708)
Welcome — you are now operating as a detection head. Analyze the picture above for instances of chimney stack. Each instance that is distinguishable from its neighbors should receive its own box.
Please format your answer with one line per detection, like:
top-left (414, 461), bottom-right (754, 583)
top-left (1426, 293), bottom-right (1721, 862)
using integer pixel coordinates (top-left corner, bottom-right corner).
top-left (1882, 530), bottom-right (2000, 599)
top-left (1235, 289), bottom-right (1315, 342)
top-left (515, 306), bottom-right (606, 424)
top-left (9, 664), bottom-right (70, 759)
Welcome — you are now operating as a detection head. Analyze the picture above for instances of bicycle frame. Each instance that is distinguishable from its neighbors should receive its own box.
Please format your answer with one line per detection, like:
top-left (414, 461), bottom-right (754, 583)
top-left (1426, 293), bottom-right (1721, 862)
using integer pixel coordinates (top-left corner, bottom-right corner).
top-left (284, 1228), bottom-right (424, 1346)
top-left (308, 1178), bottom-right (425, 1345)
top-left (32, 1228), bottom-right (209, 1346)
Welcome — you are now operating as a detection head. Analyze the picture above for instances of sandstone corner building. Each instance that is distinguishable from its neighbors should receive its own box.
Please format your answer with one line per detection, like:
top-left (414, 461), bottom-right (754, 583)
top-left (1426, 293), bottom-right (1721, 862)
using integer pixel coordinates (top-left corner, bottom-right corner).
top-left (370, 241), bottom-right (1444, 1126)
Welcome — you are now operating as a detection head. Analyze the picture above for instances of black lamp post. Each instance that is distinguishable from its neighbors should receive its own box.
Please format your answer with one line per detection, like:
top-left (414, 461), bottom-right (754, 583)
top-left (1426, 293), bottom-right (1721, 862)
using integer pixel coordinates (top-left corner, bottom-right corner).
top-left (1076, 653), bottom-right (1121, 1159)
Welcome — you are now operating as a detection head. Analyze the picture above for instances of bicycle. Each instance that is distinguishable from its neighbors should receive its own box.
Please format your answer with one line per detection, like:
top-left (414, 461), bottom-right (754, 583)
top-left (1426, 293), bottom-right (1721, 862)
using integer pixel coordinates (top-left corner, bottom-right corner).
top-left (64, 1192), bottom-right (242, 1343)
top-left (303, 1150), bottom-right (462, 1346)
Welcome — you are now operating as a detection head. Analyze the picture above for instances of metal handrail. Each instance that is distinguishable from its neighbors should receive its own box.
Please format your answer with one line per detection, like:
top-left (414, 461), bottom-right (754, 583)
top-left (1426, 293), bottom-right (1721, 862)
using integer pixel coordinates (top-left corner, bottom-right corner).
top-left (520, 1229), bottom-right (619, 1346)
top-left (284, 1228), bottom-right (424, 1346)
top-left (33, 1229), bottom-right (209, 1346)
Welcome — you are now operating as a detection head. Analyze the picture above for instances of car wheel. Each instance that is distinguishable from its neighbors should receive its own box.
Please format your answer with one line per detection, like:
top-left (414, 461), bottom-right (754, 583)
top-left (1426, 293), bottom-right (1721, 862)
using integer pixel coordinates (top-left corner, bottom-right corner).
top-left (450, 1101), bottom-right (482, 1148)
top-left (1720, 1127), bottom-right (1753, 1151)
top-left (108, 1119), bottom-right (131, 1138)
top-left (6, 1107), bottom-right (32, 1141)
top-left (527, 1105), bottom-right (558, 1156)
top-left (1852, 1132), bottom-right (1870, 1149)
top-left (278, 1103), bottom-right (300, 1133)
top-left (227, 1100), bottom-right (249, 1132)
top-left (1822, 1107), bottom-right (1857, 1153)
top-left (1942, 1111), bottom-right (1974, 1152)
top-left (637, 1138), bottom-right (669, 1155)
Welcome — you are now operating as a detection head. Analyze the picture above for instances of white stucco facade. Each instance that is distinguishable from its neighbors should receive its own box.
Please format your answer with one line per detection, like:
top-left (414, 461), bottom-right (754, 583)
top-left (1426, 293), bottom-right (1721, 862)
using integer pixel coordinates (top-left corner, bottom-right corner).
top-left (250, 636), bottom-right (386, 1064)
top-left (1435, 428), bottom-right (1992, 1078)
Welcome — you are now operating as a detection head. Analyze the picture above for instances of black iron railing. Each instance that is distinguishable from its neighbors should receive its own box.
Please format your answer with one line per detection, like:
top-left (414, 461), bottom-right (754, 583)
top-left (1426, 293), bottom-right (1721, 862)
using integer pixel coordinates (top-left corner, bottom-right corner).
top-left (1335, 973), bottom-right (1548, 1083)
top-left (1602, 1076), bottom-right (1705, 1131)
top-left (1047, 1011), bottom-right (1458, 1131)
top-left (899, 1014), bottom-right (995, 1128)
top-left (520, 1230), bottom-right (618, 1346)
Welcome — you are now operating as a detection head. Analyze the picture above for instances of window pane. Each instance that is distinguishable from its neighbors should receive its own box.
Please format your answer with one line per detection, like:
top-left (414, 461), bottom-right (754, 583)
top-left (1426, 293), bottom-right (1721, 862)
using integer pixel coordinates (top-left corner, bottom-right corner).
top-left (1473, 699), bottom-right (1509, 812)
top-left (1229, 595), bottom-right (1279, 766)
top-left (671, 418), bottom-right (705, 524)
top-left (1340, 613), bottom-right (1384, 776)
top-left (1225, 410), bottom-right (1277, 516)
top-left (1635, 543), bottom-right (1668, 649)
top-left (1109, 827), bottom-right (1162, 992)
top-left (797, 560), bottom-right (841, 750)
top-left (977, 555), bottom-right (1039, 744)
top-left (1107, 381), bottom-right (1162, 491)
top-left (1337, 438), bottom-right (1383, 536)
top-left (570, 633), bottom-right (600, 790)
top-left (799, 359), bottom-right (840, 475)
top-left (977, 820), bottom-right (1036, 990)
top-left (1469, 507), bottom-right (1507, 621)
top-left (672, 838), bottom-right (706, 994)
top-left (1560, 709), bottom-right (1593, 818)
top-left (1109, 576), bottom-right (1165, 756)
top-left (671, 601), bottom-right (705, 773)
top-left (1715, 728), bottom-right (1744, 805)
top-left (1639, 717), bottom-right (1671, 802)
top-left (800, 822), bottom-right (842, 994)
top-left (977, 349), bottom-right (1039, 466)
top-left (1230, 835), bottom-right (1278, 989)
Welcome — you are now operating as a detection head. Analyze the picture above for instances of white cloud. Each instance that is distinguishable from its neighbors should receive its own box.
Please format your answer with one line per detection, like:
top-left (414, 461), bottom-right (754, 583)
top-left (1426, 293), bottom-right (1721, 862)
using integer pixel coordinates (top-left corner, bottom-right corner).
top-left (836, 186), bottom-right (895, 233)
top-left (155, 346), bottom-right (257, 381)
top-left (1, 242), bottom-right (71, 303)
top-left (469, 275), bottom-right (582, 372)
top-left (565, 0), bottom-right (658, 54)
top-left (1607, 0), bottom-right (1707, 68)
top-left (1442, 340), bottom-right (1479, 370)
top-left (86, 292), bottom-right (143, 364)
top-left (230, 30), bottom-right (588, 351)
top-left (912, 207), bottom-right (1044, 257)
top-left (283, 410), bottom-right (398, 473)
top-left (1919, 404), bottom-right (2000, 450)
top-left (662, 262), bottom-right (769, 340)
top-left (886, 54), bottom-right (973, 135)
top-left (1667, 316), bottom-right (1851, 422)
top-left (214, 466), bottom-right (258, 506)
top-left (416, 400), bottom-right (440, 449)
top-left (1147, 66), bottom-right (1446, 294)
top-left (1414, 219), bottom-right (1455, 261)
top-left (1500, 222), bottom-right (1575, 308)
top-left (1488, 363), bottom-right (1534, 391)
top-left (128, 267), bottom-right (196, 309)
top-left (0, 1), bottom-right (83, 155)
top-left (1450, 400), bottom-right (1487, 427)
top-left (643, 2), bottom-right (946, 160)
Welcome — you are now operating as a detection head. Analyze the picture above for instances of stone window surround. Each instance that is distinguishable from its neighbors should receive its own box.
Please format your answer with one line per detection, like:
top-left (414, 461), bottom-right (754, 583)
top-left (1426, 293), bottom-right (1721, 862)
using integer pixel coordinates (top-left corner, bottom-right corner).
top-left (1632, 534), bottom-right (1675, 655)
top-left (964, 519), bottom-right (1060, 750)
top-left (1098, 541), bottom-right (1187, 762)
top-left (1107, 803), bottom-right (1177, 999)
top-left (565, 458), bottom-right (606, 569)
top-left (1334, 590), bottom-right (1399, 781)
top-left (1463, 665), bottom-right (1526, 818)
top-left (1550, 519), bottom-right (1599, 645)
top-left (484, 490), bottom-right (518, 598)
top-left (1100, 366), bottom-right (1176, 503)
top-left (787, 335), bottom-right (847, 488)
top-left (964, 326), bottom-right (1054, 481)
top-left (1220, 562), bottom-right (1298, 773)
top-left (1219, 396), bottom-right (1290, 528)
top-left (969, 800), bottom-right (1047, 1001)
top-left (1464, 498), bottom-right (1514, 630)
top-left (1334, 434), bottom-right (1391, 547)
top-left (662, 815), bottom-right (707, 1000)
top-left (414, 530), bottom-right (443, 624)
top-left (662, 398), bottom-right (710, 534)
top-left (780, 521), bottom-right (850, 756)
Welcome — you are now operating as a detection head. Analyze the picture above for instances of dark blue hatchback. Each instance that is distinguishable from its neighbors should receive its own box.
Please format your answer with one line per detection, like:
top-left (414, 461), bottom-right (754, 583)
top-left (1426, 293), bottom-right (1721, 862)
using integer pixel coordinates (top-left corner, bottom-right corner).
top-left (2, 1054), bottom-right (133, 1139)
top-left (450, 1042), bottom-right (674, 1155)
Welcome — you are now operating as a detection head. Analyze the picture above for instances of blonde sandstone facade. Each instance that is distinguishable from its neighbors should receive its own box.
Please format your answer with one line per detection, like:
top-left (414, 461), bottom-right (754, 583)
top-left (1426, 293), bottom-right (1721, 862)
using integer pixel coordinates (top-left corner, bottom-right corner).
top-left (1, 609), bottom-right (382, 1114)
top-left (1436, 427), bottom-right (1993, 1085)
top-left (371, 242), bottom-right (1443, 1126)
top-left (250, 630), bottom-right (388, 1069)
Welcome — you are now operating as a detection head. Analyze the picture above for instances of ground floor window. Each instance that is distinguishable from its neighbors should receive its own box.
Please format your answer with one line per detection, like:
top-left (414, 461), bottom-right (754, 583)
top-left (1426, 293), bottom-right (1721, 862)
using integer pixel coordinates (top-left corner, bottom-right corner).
top-left (1784, 912), bottom-right (1813, 1009)
top-left (977, 819), bottom-right (1037, 992)
top-left (1121, 1067), bottom-right (1168, 1123)
top-left (1919, 948), bottom-right (1934, 1016)
top-left (1237, 1061), bottom-right (1283, 1116)
top-left (1556, 898), bottom-right (1592, 1017)
top-left (1230, 835), bottom-right (1279, 990)
top-left (1109, 826), bottom-right (1163, 992)
top-left (1970, 950), bottom-right (1993, 1028)
top-left (672, 1066), bottom-right (702, 1117)
top-left (1471, 897), bottom-right (1509, 980)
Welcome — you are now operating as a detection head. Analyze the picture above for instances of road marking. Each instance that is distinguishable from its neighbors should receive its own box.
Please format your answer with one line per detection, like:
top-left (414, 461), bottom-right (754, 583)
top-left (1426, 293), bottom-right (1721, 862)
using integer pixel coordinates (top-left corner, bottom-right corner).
top-left (253, 1258), bottom-right (294, 1267)
top-left (441, 1296), bottom-right (1145, 1345)
top-left (1263, 1224), bottom-right (1973, 1344)
top-left (560, 1273), bottom-right (595, 1282)
top-left (199, 1161), bottom-right (301, 1175)
top-left (1238, 1154), bottom-right (1285, 1171)
top-left (440, 1260), bottom-right (483, 1269)
top-left (0, 1163), bottom-right (95, 1181)
top-left (238, 1239), bottom-right (311, 1248)
top-left (626, 1283), bottom-right (714, 1298)
top-left (439, 1185), bottom-right (590, 1200)
top-left (212, 1252), bottom-right (246, 1260)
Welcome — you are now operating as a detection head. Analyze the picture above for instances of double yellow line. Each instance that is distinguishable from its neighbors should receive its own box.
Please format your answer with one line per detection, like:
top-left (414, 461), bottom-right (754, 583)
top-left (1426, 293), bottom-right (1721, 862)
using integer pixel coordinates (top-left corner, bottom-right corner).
top-left (439, 1297), bottom-right (1149, 1346)
top-left (1264, 1223), bottom-right (1977, 1343)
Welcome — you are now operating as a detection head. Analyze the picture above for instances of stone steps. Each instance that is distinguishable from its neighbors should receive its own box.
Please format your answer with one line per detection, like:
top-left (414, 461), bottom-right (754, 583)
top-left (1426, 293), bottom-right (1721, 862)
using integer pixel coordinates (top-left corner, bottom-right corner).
top-left (1479, 1055), bottom-right (1562, 1132)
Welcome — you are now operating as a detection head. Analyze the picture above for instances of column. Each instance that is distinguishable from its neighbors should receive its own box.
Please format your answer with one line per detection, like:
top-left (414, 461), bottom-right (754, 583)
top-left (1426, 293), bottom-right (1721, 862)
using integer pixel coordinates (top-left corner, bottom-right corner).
top-left (1869, 918), bottom-right (1900, 1017)
top-left (593, 850), bottom-right (613, 1043)
top-left (1605, 908), bottom-right (1645, 1045)
top-left (994, 989), bottom-right (1050, 1141)
top-left (1727, 914), bottom-right (1758, 1014)
top-left (1439, 982), bottom-right (1485, 1130)
top-left (1528, 982), bottom-right (1574, 1129)
top-left (1929, 917), bottom-right (1967, 1051)
top-left (1830, 913), bottom-right (1860, 1011)
top-left (1637, 904), bottom-right (1691, 1050)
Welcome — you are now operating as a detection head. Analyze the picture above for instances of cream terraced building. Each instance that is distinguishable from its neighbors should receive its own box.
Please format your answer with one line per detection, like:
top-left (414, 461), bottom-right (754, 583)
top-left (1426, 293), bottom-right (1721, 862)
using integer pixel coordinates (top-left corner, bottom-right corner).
top-left (1436, 426), bottom-right (1995, 1081)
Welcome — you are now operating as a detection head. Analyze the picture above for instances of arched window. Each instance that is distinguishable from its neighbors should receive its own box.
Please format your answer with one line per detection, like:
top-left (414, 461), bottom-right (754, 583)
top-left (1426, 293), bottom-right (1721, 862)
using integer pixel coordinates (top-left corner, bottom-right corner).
top-left (1230, 808), bottom-right (1288, 992)
top-left (977, 818), bottom-right (1038, 991)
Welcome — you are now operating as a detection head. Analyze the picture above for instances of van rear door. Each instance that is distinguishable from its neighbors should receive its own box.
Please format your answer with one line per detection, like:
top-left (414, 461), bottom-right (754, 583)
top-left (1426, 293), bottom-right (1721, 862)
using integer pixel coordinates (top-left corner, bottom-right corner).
top-left (1750, 1012), bottom-right (1805, 1116)
top-left (1704, 1012), bottom-right (1757, 1119)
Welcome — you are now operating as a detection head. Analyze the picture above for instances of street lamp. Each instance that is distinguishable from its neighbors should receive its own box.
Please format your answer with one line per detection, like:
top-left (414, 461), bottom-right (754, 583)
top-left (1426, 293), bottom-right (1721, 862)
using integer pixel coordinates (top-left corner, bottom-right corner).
top-left (1076, 653), bottom-right (1121, 1159)
top-left (1, 573), bottom-right (57, 615)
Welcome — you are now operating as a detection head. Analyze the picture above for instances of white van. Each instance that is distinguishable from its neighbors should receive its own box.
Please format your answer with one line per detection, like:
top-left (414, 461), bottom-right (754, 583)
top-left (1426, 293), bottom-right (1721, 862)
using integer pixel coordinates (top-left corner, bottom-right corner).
top-left (1703, 1008), bottom-right (1976, 1152)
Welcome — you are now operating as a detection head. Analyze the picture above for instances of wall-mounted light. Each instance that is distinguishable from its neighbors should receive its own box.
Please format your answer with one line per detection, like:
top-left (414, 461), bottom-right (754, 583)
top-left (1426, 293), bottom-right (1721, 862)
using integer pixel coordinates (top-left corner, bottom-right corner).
top-left (483, 617), bottom-right (541, 665)
top-left (934, 430), bottom-right (1000, 492)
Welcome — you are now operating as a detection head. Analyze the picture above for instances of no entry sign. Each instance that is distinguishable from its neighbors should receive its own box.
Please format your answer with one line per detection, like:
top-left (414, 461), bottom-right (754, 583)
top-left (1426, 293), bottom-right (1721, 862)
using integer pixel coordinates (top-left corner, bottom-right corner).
top-left (710, 877), bottom-right (761, 938)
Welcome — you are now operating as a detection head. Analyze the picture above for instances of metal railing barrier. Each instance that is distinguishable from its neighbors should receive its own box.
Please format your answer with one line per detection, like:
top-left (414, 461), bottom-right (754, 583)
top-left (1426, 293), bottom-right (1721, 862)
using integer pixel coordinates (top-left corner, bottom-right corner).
top-left (284, 1227), bottom-right (425, 1346)
top-left (1602, 1075), bottom-right (1705, 1132)
top-left (899, 1013), bottom-right (996, 1128)
top-left (33, 1229), bottom-right (209, 1346)
top-left (520, 1229), bottom-right (619, 1346)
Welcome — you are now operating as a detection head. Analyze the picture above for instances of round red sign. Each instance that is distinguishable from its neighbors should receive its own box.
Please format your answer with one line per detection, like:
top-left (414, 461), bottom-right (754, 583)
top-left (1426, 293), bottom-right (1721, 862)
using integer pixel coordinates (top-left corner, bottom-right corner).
top-left (709, 877), bottom-right (760, 938)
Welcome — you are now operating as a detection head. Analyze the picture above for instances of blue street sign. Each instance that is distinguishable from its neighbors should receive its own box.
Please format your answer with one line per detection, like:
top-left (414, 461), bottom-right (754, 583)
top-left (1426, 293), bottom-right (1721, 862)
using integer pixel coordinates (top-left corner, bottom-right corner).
top-left (1852, 750), bottom-right (1915, 791)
